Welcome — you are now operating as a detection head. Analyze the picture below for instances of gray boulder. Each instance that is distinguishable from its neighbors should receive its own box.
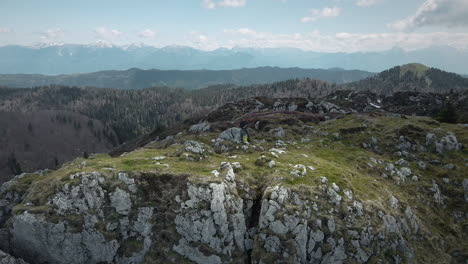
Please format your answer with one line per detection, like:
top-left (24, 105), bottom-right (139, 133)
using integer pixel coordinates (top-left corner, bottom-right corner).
top-left (435, 134), bottom-right (462, 154)
top-left (218, 128), bottom-right (242, 143)
top-left (184, 140), bottom-right (205, 154)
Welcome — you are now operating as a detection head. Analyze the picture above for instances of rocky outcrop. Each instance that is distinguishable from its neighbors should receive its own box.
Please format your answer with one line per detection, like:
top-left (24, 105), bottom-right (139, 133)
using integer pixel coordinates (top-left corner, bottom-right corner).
top-left (0, 160), bottom-right (463, 264)
top-left (173, 172), bottom-right (249, 263)
top-left (218, 128), bottom-right (243, 143)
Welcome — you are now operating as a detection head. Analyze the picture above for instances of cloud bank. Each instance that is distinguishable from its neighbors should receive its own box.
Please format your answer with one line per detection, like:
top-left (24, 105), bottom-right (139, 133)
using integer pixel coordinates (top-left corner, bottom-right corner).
top-left (390, 0), bottom-right (468, 31)
top-left (301, 6), bottom-right (341, 22)
top-left (202, 0), bottom-right (246, 9)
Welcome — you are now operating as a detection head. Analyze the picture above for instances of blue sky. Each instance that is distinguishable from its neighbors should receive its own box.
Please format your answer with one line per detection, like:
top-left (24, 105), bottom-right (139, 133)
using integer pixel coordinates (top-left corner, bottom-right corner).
top-left (1, 0), bottom-right (467, 52)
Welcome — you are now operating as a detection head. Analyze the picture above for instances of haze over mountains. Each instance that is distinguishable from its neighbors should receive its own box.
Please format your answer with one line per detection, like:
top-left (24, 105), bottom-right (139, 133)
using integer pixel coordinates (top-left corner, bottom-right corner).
top-left (1, 44), bottom-right (468, 75)
top-left (0, 67), bottom-right (374, 90)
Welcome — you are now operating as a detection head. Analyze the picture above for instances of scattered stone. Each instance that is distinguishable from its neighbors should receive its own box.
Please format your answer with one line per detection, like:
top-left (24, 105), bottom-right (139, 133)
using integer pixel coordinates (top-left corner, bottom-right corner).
top-left (152, 156), bottom-right (166, 161)
top-left (331, 182), bottom-right (340, 192)
top-left (232, 162), bottom-right (242, 171)
top-left (385, 163), bottom-right (395, 172)
top-left (219, 162), bottom-right (236, 182)
top-left (435, 134), bottom-right (462, 154)
top-left (290, 164), bottom-right (307, 177)
top-left (255, 155), bottom-right (271, 166)
top-left (327, 187), bottom-right (342, 205)
top-left (270, 148), bottom-right (286, 155)
top-left (395, 159), bottom-right (408, 166)
top-left (442, 178), bottom-right (450, 184)
top-left (269, 127), bottom-right (285, 138)
top-left (268, 160), bottom-right (276, 168)
top-left (211, 170), bottom-right (220, 177)
top-left (320, 177), bottom-right (328, 184)
top-left (443, 164), bottom-right (456, 170)
top-left (425, 133), bottom-right (436, 145)
top-left (344, 189), bottom-right (353, 200)
top-left (429, 181), bottom-right (443, 205)
top-left (417, 161), bottom-right (426, 170)
top-left (389, 196), bottom-right (399, 209)
top-left (184, 140), bottom-right (205, 154)
top-left (411, 176), bottom-right (419, 181)
top-left (398, 167), bottom-right (412, 178)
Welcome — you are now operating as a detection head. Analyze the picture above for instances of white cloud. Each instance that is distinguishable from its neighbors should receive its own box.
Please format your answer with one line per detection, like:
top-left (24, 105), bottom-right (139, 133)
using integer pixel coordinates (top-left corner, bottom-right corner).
top-left (221, 28), bottom-right (468, 52)
top-left (40, 28), bottom-right (65, 42)
top-left (0, 27), bottom-right (10, 33)
top-left (198, 35), bottom-right (207, 41)
top-left (389, 0), bottom-right (468, 31)
top-left (218, 0), bottom-right (246, 7)
top-left (301, 6), bottom-right (341, 23)
top-left (202, 0), bottom-right (216, 9)
top-left (138, 29), bottom-right (156, 38)
top-left (202, 0), bottom-right (246, 9)
top-left (94, 27), bottom-right (123, 41)
top-left (355, 0), bottom-right (384, 7)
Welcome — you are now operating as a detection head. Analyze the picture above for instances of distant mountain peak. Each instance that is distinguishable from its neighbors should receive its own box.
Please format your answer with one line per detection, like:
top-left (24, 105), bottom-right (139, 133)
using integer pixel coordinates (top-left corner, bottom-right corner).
top-left (34, 42), bottom-right (66, 49)
top-left (89, 40), bottom-right (115, 49)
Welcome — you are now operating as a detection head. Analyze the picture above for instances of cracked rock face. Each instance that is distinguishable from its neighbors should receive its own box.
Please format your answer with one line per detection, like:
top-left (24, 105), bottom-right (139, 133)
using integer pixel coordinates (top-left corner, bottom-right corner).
top-left (218, 127), bottom-right (243, 143)
top-left (0, 161), bottom-right (462, 264)
top-left (173, 164), bottom-right (248, 264)
top-left (10, 212), bottom-right (119, 264)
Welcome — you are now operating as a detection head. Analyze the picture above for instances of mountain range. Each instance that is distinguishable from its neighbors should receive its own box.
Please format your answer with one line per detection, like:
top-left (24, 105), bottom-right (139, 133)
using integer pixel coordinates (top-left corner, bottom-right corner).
top-left (1, 44), bottom-right (467, 75)
top-left (0, 67), bottom-right (374, 90)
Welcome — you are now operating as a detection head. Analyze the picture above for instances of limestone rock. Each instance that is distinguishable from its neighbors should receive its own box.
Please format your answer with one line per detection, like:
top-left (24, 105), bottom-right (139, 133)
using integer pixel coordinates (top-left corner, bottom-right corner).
top-left (218, 128), bottom-right (242, 143)
top-left (184, 140), bottom-right (205, 154)
top-left (435, 134), bottom-right (462, 154)
top-left (10, 212), bottom-right (119, 264)
top-left (110, 187), bottom-right (132, 215)
top-left (0, 250), bottom-right (28, 264)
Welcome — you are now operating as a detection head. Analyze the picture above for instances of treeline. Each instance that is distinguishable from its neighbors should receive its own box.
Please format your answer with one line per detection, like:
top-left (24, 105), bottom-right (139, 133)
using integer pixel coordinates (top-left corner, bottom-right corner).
top-left (0, 79), bottom-right (333, 143)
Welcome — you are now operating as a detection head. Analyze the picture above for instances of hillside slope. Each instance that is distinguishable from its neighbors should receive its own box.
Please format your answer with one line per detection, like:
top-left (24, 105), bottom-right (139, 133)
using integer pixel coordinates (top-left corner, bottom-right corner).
top-left (0, 111), bottom-right (118, 184)
top-left (0, 67), bottom-right (374, 90)
top-left (340, 63), bottom-right (468, 95)
top-left (0, 97), bottom-right (466, 263)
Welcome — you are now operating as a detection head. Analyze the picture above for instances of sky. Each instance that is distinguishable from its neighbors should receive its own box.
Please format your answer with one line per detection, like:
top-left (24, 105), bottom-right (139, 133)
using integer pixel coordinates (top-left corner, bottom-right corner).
top-left (1, 0), bottom-right (468, 52)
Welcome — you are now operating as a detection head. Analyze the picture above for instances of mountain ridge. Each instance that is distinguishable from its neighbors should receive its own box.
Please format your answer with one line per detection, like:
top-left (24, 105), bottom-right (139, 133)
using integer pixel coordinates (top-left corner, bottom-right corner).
top-left (0, 67), bottom-right (374, 90)
top-left (1, 44), bottom-right (467, 75)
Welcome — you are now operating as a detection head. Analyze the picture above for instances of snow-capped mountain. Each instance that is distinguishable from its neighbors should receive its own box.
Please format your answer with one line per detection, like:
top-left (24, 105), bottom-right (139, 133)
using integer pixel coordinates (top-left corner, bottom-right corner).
top-left (0, 44), bottom-right (467, 75)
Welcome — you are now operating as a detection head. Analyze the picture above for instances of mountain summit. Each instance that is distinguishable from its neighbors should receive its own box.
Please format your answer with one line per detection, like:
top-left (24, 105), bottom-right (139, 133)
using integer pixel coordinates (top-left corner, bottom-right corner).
top-left (340, 64), bottom-right (468, 95)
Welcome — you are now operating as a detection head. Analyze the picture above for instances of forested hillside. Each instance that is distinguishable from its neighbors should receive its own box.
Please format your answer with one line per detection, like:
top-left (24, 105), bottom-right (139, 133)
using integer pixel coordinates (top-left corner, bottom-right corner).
top-left (0, 110), bottom-right (117, 183)
top-left (340, 63), bottom-right (468, 95)
top-left (0, 79), bottom-right (334, 142)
